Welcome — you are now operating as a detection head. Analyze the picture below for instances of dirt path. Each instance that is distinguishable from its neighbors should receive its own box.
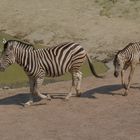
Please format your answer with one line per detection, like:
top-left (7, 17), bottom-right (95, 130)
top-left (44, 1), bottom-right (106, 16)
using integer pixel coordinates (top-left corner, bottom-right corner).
top-left (0, 67), bottom-right (140, 140)
top-left (1, 1), bottom-right (140, 139)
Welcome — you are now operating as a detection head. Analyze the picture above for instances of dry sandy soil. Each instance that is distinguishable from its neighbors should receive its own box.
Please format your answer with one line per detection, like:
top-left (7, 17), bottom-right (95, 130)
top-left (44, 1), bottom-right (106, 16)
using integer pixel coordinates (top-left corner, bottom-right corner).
top-left (0, 0), bottom-right (140, 140)
top-left (0, 67), bottom-right (140, 140)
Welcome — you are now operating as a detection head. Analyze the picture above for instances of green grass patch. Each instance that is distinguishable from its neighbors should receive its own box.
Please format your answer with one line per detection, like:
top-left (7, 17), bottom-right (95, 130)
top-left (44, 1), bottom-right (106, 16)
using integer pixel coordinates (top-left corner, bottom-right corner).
top-left (0, 64), bottom-right (28, 88)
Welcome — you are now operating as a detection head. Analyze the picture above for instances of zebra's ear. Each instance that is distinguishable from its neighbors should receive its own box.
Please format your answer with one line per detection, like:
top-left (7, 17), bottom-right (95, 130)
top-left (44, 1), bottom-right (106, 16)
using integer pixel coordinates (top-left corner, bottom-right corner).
top-left (9, 45), bottom-right (13, 51)
top-left (2, 38), bottom-right (7, 44)
top-left (114, 50), bottom-right (119, 54)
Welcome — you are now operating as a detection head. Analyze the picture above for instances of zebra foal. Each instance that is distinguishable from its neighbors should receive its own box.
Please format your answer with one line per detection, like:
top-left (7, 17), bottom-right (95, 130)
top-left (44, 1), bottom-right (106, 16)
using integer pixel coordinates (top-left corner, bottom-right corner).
top-left (0, 39), bottom-right (102, 106)
top-left (113, 42), bottom-right (140, 96)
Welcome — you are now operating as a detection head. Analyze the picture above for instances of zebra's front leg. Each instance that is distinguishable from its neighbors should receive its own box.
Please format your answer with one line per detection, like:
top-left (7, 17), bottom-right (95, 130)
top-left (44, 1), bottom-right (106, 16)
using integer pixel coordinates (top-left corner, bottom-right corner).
top-left (121, 70), bottom-right (127, 89)
top-left (123, 65), bottom-right (135, 96)
top-left (24, 77), bottom-right (35, 106)
top-left (34, 77), bottom-right (51, 101)
top-left (24, 95), bottom-right (34, 106)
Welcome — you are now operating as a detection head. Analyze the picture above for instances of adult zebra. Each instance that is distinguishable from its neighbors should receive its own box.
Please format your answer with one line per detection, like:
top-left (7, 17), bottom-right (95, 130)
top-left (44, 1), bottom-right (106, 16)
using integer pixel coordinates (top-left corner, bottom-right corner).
top-left (114, 42), bottom-right (140, 96)
top-left (0, 39), bottom-right (102, 106)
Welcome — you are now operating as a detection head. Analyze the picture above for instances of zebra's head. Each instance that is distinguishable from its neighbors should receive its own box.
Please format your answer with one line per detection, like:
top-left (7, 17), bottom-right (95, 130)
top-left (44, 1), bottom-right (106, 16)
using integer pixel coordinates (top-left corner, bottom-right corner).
top-left (113, 53), bottom-right (124, 78)
top-left (0, 40), bottom-right (16, 71)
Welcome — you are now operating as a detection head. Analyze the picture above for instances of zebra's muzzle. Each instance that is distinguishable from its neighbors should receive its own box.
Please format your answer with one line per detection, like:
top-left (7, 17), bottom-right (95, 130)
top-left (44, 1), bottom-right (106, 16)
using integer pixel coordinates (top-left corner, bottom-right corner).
top-left (114, 71), bottom-right (119, 77)
top-left (0, 66), bottom-right (5, 72)
top-left (0, 63), bottom-right (6, 72)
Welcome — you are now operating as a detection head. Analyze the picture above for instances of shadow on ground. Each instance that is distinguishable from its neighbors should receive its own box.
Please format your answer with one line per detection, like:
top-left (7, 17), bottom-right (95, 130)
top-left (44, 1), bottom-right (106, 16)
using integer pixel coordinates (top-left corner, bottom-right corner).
top-left (0, 84), bottom-right (124, 106)
top-left (81, 84), bottom-right (123, 98)
top-left (0, 93), bottom-right (29, 106)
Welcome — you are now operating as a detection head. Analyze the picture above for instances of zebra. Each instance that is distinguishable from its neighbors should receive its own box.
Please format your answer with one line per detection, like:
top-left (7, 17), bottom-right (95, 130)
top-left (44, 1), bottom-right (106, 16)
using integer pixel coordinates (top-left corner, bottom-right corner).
top-left (0, 39), bottom-right (102, 106)
top-left (113, 42), bottom-right (140, 96)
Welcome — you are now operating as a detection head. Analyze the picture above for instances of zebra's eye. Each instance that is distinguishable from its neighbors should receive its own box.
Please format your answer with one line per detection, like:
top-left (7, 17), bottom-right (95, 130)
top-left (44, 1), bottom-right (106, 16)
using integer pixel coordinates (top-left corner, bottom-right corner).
top-left (5, 54), bottom-right (8, 57)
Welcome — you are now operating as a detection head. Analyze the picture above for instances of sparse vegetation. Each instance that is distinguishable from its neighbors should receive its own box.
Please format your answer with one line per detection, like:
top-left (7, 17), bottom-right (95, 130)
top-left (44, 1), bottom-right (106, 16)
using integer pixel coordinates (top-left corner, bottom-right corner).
top-left (97, 0), bottom-right (140, 19)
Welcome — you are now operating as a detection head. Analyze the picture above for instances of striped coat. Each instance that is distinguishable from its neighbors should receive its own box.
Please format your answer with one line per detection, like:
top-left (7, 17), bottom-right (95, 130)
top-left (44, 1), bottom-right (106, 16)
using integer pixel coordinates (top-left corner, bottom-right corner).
top-left (0, 40), bottom-right (101, 105)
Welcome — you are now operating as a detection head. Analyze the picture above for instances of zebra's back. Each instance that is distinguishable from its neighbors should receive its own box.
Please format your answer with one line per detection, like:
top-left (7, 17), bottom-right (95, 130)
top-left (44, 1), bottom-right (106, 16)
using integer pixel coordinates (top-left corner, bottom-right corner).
top-left (36, 42), bottom-right (87, 77)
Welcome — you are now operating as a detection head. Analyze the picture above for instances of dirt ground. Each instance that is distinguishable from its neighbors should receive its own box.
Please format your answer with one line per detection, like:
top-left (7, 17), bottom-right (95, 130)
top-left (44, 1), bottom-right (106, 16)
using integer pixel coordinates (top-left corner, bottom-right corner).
top-left (0, 0), bottom-right (140, 140)
top-left (0, 66), bottom-right (140, 140)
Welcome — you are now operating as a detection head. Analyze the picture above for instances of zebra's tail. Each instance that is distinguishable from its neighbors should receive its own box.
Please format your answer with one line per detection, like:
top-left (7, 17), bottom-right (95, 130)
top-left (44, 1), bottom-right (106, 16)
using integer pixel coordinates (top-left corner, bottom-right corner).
top-left (86, 54), bottom-right (103, 78)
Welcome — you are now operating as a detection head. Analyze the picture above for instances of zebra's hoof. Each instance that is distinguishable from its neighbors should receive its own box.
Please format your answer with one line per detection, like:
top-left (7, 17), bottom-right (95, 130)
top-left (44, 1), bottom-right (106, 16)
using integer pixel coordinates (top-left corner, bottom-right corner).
top-left (46, 95), bottom-right (52, 101)
top-left (64, 96), bottom-right (70, 101)
top-left (123, 84), bottom-right (127, 90)
top-left (122, 92), bottom-right (128, 96)
top-left (76, 93), bottom-right (81, 97)
top-left (24, 101), bottom-right (33, 107)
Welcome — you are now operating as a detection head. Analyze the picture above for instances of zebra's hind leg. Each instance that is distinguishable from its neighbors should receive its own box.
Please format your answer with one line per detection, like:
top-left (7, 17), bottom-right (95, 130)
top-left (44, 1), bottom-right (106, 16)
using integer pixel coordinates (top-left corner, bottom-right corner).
top-left (65, 73), bottom-right (75, 100)
top-left (65, 71), bottom-right (82, 100)
top-left (74, 71), bottom-right (82, 97)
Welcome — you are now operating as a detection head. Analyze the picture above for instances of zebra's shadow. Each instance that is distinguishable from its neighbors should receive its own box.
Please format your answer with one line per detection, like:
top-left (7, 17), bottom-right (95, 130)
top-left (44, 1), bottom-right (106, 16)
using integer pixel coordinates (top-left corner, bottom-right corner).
top-left (0, 93), bottom-right (30, 106)
top-left (50, 83), bottom-right (140, 99)
top-left (81, 84), bottom-right (123, 98)
top-left (0, 92), bottom-right (69, 106)
top-left (0, 84), bottom-right (123, 106)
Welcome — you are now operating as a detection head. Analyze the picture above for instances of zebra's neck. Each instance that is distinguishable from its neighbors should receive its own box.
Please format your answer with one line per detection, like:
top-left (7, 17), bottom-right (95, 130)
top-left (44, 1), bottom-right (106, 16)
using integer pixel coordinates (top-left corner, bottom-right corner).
top-left (14, 47), bottom-right (34, 69)
top-left (120, 50), bottom-right (131, 62)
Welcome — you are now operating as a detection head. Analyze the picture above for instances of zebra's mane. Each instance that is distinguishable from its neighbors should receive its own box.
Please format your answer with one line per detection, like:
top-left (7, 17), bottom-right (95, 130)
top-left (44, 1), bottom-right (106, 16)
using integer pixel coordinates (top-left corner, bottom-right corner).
top-left (115, 42), bottom-right (134, 57)
top-left (4, 40), bottom-right (35, 50)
